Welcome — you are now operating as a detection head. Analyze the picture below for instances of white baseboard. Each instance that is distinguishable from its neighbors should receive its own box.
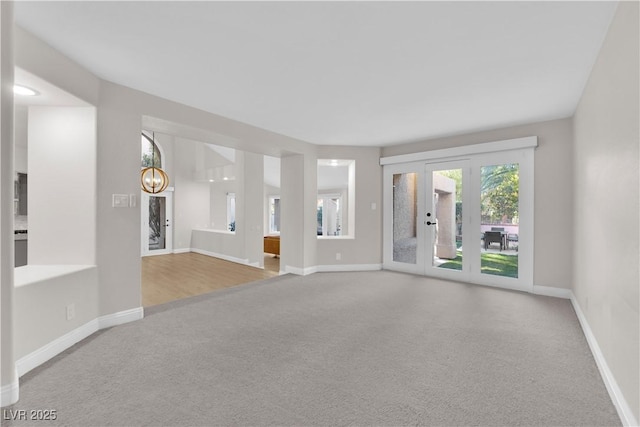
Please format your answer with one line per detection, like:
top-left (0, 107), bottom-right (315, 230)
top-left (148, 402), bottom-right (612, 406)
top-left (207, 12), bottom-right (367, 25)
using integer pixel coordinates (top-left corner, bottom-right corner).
top-left (570, 293), bottom-right (638, 427)
top-left (316, 263), bottom-right (383, 272)
top-left (172, 248), bottom-right (191, 254)
top-left (15, 307), bottom-right (144, 379)
top-left (283, 265), bottom-right (315, 275)
top-left (16, 319), bottom-right (99, 377)
top-left (285, 264), bottom-right (383, 275)
top-left (98, 307), bottom-right (144, 330)
top-left (532, 285), bottom-right (572, 299)
top-left (191, 248), bottom-right (250, 266)
top-left (0, 368), bottom-right (19, 407)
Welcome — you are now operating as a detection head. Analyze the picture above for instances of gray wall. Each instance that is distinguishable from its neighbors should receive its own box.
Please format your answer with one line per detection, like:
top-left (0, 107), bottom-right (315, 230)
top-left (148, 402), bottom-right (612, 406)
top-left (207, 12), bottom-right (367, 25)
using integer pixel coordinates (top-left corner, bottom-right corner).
top-left (14, 267), bottom-right (99, 360)
top-left (382, 118), bottom-right (574, 290)
top-left (316, 146), bottom-right (382, 267)
top-left (171, 136), bottom-right (210, 250)
top-left (280, 154), bottom-right (305, 272)
top-left (28, 107), bottom-right (97, 265)
top-left (14, 106), bottom-right (27, 173)
top-left (573, 2), bottom-right (639, 422)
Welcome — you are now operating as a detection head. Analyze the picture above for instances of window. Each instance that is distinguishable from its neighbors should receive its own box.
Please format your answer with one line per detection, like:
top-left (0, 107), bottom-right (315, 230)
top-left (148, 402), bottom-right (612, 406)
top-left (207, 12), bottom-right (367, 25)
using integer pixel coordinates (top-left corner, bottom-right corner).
top-left (269, 196), bottom-right (280, 234)
top-left (317, 159), bottom-right (355, 238)
top-left (227, 192), bottom-right (236, 232)
top-left (317, 194), bottom-right (342, 236)
top-left (141, 132), bottom-right (162, 168)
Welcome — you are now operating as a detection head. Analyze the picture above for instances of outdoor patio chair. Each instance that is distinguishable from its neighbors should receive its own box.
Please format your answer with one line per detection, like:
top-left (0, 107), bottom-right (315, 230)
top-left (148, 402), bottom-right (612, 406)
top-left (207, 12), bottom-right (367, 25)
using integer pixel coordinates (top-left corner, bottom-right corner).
top-left (484, 231), bottom-right (504, 251)
top-left (507, 233), bottom-right (518, 251)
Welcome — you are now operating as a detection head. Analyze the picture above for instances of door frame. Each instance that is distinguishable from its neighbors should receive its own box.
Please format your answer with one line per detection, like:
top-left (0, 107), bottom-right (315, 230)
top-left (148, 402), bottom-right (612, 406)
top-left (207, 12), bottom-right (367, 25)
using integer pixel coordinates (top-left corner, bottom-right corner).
top-left (141, 189), bottom-right (174, 257)
top-left (382, 137), bottom-right (536, 293)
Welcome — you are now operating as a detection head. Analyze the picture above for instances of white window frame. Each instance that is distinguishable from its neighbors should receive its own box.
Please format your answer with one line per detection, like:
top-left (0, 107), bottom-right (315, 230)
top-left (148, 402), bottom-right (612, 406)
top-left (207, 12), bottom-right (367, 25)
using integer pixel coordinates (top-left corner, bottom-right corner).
top-left (317, 159), bottom-right (355, 239)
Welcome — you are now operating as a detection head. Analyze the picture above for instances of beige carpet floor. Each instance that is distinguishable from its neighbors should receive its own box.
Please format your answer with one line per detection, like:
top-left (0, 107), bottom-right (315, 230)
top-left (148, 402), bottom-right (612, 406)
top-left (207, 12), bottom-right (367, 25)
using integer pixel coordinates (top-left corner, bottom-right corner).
top-left (4, 271), bottom-right (619, 426)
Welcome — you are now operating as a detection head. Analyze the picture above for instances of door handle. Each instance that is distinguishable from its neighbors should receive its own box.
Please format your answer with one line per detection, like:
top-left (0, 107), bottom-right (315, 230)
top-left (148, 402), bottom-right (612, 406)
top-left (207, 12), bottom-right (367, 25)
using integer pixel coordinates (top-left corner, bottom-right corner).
top-left (425, 221), bottom-right (437, 226)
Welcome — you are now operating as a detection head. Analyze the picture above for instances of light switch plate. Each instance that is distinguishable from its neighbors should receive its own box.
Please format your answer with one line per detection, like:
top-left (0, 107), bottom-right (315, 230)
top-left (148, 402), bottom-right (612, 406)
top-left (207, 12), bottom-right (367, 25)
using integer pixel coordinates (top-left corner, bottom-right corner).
top-left (129, 194), bottom-right (137, 208)
top-left (112, 194), bottom-right (129, 208)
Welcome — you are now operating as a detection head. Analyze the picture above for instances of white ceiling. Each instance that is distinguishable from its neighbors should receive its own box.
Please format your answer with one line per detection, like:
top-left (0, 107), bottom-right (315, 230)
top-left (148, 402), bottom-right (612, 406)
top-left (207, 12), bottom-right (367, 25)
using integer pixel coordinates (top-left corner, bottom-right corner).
top-left (14, 67), bottom-right (90, 107)
top-left (14, 1), bottom-right (618, 147)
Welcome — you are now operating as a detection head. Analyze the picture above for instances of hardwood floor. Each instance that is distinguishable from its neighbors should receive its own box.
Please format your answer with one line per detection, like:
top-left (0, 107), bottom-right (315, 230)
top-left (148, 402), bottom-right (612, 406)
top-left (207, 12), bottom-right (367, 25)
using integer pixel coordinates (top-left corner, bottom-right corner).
top-left (142, 252), bottom-right (279, 307)
top-left (263, 253), bottom-right (280, 274)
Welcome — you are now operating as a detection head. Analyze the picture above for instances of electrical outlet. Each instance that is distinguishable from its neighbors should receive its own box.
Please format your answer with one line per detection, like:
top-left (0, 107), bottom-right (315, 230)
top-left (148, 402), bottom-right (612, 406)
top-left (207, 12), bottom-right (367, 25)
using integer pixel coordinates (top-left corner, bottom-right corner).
top-left (66, 304), bottom-right (75, 321)
top-left (336, 252), bottom-right (341, 261)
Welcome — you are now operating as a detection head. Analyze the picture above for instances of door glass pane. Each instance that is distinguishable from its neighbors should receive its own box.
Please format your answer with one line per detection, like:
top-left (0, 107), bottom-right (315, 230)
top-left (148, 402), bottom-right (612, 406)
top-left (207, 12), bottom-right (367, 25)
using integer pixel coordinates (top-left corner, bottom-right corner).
top-left (431, 168), bottom-right (462, 271)
top-left (480, 163), bottom-right (519, 278)
top-left (392, 173), bottom-right (417, 264)
top-left (148, 196), bottom-right (166, 251)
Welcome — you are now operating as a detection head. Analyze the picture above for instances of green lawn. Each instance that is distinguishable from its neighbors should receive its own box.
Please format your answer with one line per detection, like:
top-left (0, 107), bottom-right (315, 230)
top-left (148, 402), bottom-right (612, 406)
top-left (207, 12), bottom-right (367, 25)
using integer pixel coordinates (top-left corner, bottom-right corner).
top-left (438, 251), bottom-right (518, 278)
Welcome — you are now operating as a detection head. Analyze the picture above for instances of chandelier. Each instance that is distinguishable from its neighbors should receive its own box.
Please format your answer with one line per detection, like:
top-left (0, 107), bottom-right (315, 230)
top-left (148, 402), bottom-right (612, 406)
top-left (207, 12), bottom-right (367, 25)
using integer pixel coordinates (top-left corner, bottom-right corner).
top-left (140, 132), bottom-right (169, 194)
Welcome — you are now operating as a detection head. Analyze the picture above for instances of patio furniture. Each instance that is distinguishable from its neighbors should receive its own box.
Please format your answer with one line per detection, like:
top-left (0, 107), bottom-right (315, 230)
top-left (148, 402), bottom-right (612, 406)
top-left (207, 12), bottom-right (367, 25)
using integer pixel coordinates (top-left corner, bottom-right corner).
top-left (507, 233), bottom-right (518, 251)
top-left (484, 231), bottom-right (504, 251)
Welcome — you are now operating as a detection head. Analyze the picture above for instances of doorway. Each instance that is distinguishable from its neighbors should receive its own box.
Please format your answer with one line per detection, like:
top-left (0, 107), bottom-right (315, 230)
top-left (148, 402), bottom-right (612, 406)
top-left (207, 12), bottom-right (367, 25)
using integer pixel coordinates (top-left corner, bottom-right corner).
top-left (382, 145), bottom-right (534, 292)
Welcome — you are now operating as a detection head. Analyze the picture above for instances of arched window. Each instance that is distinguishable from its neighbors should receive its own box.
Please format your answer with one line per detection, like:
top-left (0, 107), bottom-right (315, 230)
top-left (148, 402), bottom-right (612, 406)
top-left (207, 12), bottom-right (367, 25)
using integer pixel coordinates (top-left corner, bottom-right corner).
top-left (141, 131), bottom-right (162, 168)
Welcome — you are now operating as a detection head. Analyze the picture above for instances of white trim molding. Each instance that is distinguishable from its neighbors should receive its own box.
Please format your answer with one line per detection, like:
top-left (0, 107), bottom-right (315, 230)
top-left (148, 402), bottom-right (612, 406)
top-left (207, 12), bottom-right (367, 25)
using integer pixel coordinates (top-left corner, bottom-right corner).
top-left (0, 369), bottom-right (19, 407)
top-left (570, 293), bottom-right (638, 427)
top-left (532, 285), bottom-right (572, 299)
top-left (172, 248), bottom-right (191, 254)
top-left (15, 307), bottom-right (143, 378)
top-left (316, 264), bottom-right (383, 273)
top-left (380, 136), bottom-right (538, 166)
top-left (98, 307), bottom-right (144, 330)
top-left (284, 264), bottom-right (383, 275)
top-left (191, 248), bottom-right (250, 267)
top-left (284, 265), bottom-right (318, 276)
top-left (16, 319), bottom-right (98, 377)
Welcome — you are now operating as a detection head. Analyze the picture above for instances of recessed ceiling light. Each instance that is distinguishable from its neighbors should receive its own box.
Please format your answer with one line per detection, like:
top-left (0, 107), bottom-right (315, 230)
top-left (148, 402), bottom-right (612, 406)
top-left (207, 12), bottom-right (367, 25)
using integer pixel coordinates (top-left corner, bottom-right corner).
top-left (223, 177), bottom-right (229, 181)
top-left (209, 179), bottom-right (214, 182)
top-left (13, 85), bottom-right (39, 96)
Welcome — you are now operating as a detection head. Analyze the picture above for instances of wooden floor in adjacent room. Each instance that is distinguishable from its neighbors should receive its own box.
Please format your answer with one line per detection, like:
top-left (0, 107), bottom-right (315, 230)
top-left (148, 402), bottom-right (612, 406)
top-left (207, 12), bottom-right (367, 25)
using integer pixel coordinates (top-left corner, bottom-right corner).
top-left (142, 252), bottom-right (280, 307)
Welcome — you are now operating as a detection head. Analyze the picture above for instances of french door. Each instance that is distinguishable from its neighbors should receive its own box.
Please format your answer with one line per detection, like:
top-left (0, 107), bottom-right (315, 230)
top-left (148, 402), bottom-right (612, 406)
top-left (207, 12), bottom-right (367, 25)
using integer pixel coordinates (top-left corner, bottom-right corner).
top-left (424, 161), bottom-right (470, 279)
top-left (141, 191), bottom-right (173, 256)
top-left (383, 149), bottom-right (533, 292)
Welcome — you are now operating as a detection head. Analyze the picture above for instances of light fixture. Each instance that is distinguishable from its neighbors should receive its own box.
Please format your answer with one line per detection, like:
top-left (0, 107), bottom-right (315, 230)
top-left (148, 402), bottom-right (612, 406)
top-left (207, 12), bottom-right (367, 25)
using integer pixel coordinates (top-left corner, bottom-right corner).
top-left (13, 85), bottom-right (39, 96)
top-left (140, 132), bottom-right (169, 194)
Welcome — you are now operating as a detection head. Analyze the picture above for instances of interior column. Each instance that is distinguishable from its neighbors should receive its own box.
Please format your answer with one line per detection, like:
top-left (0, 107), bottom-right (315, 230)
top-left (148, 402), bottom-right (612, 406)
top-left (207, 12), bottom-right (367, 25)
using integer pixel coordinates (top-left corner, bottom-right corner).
top-left (1, 0), bottom-right (19, 406)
